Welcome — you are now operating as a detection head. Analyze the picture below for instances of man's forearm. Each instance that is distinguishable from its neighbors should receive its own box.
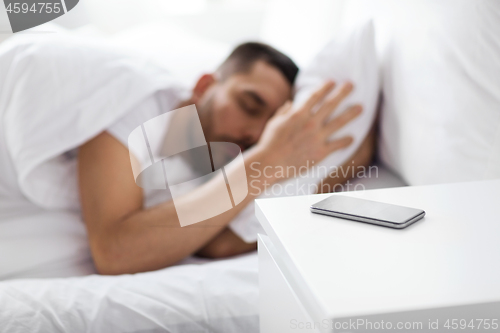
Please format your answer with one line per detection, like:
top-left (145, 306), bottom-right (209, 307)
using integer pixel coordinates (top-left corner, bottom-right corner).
top-left (92, 147), bottom-right (276, 275)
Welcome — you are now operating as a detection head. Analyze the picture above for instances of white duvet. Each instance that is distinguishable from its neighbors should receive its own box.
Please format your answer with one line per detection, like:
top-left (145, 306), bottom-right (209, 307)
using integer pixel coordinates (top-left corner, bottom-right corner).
top-left (0, 31), bottom-right (183, 211)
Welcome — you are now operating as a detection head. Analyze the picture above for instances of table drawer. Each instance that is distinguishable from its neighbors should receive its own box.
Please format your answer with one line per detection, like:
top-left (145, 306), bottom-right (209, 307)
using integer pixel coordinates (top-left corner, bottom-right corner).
top-left (259, 234), bottom-right (320, 333)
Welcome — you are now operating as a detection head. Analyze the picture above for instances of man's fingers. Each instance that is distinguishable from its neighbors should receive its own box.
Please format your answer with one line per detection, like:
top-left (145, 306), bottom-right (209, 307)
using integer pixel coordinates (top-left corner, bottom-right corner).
top-left (298, 81), bottom-right (336, 116)
top-left (315, 82), bottom-right (354, 121)
top-left (326, 136), bottom-right (354, 153)
top-left (324, 104), bottom-right (362, 135)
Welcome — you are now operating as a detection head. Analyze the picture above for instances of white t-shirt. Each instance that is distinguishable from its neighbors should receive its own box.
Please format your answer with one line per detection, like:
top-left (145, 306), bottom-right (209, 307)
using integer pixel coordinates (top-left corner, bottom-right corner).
top-left (106, 89), bottom-right (262, 242)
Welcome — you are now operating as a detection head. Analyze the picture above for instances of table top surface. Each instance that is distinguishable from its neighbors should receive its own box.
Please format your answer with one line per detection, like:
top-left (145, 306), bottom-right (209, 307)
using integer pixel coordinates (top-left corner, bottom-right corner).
top-left (256, 179), bottom-right (500, 319)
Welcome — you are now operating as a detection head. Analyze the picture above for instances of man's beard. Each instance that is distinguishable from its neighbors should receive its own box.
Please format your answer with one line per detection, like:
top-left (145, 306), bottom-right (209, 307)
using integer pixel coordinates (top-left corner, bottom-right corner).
top-left (195, 93), bottom-right (252, 172)
top-left (197, 92), bottom-right (254, 151)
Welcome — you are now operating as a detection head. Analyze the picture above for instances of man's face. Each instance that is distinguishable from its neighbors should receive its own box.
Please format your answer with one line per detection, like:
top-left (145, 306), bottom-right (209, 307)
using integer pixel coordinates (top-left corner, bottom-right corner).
top-left (196, 60), bottom-right (292, 151)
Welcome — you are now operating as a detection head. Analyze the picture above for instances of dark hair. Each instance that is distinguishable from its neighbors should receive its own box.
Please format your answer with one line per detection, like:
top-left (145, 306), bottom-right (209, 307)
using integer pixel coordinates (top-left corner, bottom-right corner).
top-left (217, 42), bottom-right (299, 86)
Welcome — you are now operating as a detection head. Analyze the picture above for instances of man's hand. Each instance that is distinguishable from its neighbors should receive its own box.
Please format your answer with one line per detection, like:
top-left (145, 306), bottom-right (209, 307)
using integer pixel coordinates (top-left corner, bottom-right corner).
top-left (254, 81), bottom-right (362, 177)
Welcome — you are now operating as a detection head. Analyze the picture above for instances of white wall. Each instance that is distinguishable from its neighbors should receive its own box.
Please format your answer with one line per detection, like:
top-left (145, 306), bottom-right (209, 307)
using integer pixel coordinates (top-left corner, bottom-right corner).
top-left (1, 0), bottom-right (349, 67)
top-left (56, 0), bottom-right (268, 42)
top-left (260, 0), bottom-right (346, 67)
top-left (62, 0), bottom-right (349, 68)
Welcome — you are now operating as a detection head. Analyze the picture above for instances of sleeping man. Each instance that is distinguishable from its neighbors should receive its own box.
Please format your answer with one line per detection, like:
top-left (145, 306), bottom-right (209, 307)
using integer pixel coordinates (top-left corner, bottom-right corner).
top-left (0, 35), bottom-right (373, 276)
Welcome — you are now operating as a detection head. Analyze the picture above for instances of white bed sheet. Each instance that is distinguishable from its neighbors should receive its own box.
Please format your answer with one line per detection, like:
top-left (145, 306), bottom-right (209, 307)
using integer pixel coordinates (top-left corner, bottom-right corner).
top-left (0, 253), bottom-right (259, 333)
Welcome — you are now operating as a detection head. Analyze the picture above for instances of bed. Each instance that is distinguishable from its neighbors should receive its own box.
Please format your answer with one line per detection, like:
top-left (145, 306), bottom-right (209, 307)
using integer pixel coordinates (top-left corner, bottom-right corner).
top-left (0, 13), bottom-right (407, 333)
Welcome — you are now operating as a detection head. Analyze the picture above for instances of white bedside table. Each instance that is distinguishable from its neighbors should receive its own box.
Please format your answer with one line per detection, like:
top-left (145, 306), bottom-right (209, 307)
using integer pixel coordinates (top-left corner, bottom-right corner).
top-left (256, 180), bottom-right (500, 333)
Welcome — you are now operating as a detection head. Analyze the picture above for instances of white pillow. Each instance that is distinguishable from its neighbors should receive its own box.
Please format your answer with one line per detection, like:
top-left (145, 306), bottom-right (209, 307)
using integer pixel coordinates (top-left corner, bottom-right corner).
top-left (291, 20), bottom-right (380, 191)
top-left (369, 0), bottom-right (500, 185)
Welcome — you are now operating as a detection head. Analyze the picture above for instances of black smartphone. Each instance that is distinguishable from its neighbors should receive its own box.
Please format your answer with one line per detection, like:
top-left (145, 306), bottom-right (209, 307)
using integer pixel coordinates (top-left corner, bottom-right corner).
top-left (310, 195), bottom-right (425, 229)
